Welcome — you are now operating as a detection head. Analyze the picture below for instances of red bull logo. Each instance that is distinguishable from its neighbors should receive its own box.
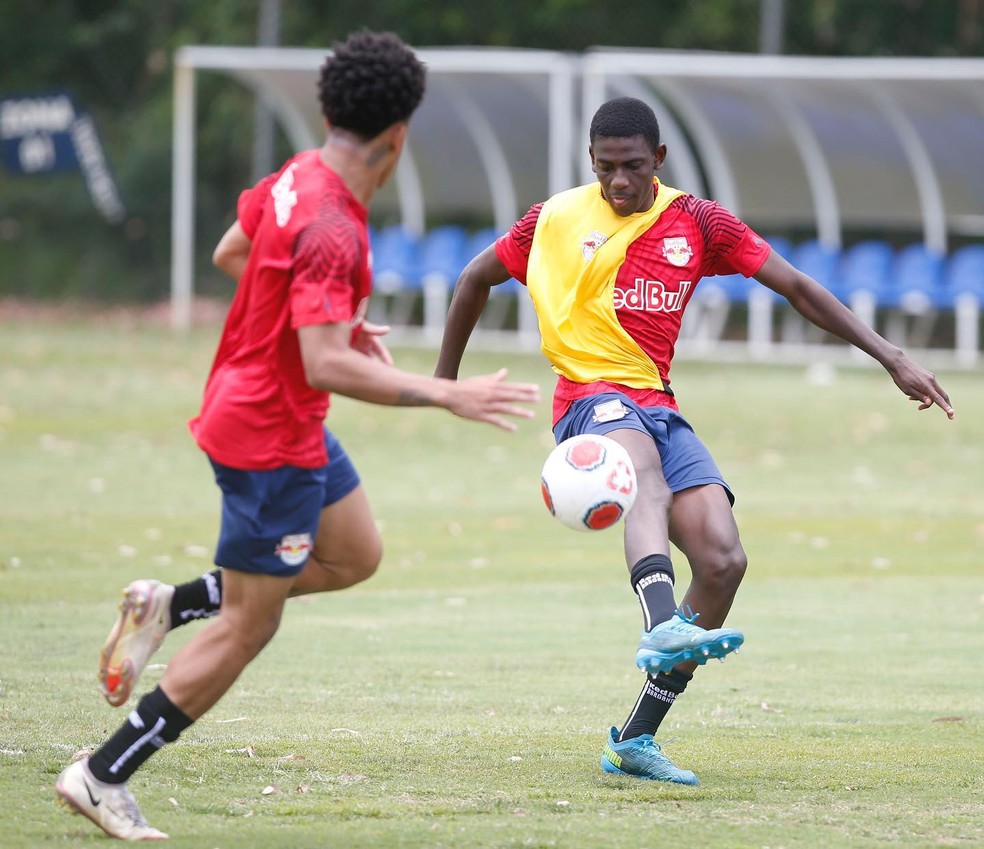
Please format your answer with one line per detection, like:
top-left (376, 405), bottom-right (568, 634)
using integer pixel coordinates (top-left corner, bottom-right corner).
top-left (661, 236), bottom-right (693, 267)
top-left (275, 532), bottom-right (313, 566)
top-left (581, 229), bottom-right (609, 261)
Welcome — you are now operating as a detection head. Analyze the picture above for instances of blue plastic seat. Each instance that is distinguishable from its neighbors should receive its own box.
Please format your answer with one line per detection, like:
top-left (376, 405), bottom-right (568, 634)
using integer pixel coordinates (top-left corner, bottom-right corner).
top-left (836, 240), bottom-right (894, 306)
top-left (889, 243), bottom-right (947, 311)
top-left (418, 224), bottom-right (470, 286)
top-left (945, 244), bottom-right (984, 366)
top-left (415, 225), bottom-right (470, 336)
top-left (763, 234), bottom-right (794, 261)
top-left (465, 226), bottom-right (499, 259)
top-left (370, 224), bottom-right (421, 295)
top-left (792, 239), bottom-right (840, 291)
top-left (945, 244), bottom-right (984, 300)
top-left (466, 227), bottom-right (520, 295)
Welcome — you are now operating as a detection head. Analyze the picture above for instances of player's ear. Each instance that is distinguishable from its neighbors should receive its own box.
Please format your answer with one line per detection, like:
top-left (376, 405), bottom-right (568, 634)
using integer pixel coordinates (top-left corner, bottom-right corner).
top-left (389, 121), bottom-right (408, 153)
top-left (654, 143), bottom-right (667, 172)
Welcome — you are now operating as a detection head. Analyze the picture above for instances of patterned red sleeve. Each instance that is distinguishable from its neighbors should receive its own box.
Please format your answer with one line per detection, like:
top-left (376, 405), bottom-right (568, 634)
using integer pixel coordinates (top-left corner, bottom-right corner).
top-left (290, 217), bottom-right (362, 328)
top-left (236, 172), bottom-right (279, 239)
top-left (494, 203), bottom-right (543, 284)
top-left (680, 196), bottom-right (771, 278)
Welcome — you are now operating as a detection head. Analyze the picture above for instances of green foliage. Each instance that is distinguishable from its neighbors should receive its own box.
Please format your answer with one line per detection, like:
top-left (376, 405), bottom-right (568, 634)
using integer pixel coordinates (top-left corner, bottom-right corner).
top-left (0, 316), bottom-right (982, 847)
top-left (0, 0), bottom-right (980, 300)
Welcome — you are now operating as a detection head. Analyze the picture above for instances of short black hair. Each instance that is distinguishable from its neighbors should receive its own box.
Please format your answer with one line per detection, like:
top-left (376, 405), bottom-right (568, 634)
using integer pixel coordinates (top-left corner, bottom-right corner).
top-left (589, 97), bottom-right (661, 152)
top-left (318, 29), bottom-right (426, 139)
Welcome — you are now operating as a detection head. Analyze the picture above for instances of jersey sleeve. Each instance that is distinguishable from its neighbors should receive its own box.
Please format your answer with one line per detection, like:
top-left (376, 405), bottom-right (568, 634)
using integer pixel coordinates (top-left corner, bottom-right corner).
top-left (289, 219), bottom-right (363, 329)
top-left (236, 172), bottom-right (279, 239)
top-left (686, 197), bottom-right (771, 278)
top-left (494, 203), bottom-right (543, 284)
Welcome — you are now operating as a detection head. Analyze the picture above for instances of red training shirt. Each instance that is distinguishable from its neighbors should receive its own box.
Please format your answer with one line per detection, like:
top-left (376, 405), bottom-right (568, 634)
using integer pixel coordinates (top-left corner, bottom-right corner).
top-left (190, 150), bottom-right (372, 469)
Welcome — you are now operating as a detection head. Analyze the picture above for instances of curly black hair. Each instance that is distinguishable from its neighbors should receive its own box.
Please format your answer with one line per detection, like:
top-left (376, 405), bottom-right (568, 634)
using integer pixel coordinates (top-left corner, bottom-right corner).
top-left (317, 29), bottom-right (427, 139)
top-left (589, 97), bottom-right (661, 152)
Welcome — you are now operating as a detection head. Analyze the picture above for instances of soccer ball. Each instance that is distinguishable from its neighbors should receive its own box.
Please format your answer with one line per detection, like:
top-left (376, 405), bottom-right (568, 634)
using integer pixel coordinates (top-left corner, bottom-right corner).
top-left (540, 434), bottom-right (637, 531)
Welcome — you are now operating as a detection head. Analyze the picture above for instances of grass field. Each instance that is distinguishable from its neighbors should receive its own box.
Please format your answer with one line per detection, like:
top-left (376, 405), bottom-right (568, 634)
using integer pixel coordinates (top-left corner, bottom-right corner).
top-left (1, 315), bottom-right (982, 848)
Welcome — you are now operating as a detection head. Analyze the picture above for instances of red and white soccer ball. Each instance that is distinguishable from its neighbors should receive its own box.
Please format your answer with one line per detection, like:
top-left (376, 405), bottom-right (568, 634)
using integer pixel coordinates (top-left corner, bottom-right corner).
top-left (540, 434), bottom-right (637, 531)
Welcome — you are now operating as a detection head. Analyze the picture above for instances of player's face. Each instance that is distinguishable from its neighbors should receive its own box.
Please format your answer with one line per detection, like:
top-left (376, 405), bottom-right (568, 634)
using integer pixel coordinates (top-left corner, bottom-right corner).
top-left (590, 135), bottom-right (665, 217)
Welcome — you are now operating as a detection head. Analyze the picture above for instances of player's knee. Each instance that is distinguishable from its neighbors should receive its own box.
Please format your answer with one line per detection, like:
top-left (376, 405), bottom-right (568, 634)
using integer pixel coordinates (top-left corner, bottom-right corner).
top-left (347, 541), bottom-right (382, 586)
top-left (696, 544), bottom-right (747, 594)
top-left (716, 545), bottom-right (747, 590)
top-left (250, 609), bottom-right (284, 655)
top-left (308, 538), bottom-right (382, 589)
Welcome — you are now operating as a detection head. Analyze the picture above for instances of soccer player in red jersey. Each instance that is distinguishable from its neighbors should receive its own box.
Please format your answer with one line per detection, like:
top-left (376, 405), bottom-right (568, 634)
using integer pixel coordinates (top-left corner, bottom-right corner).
top-left (435, 96), bottom-right (953, 785)
top-left (56, 30), bottom-right (539, 840)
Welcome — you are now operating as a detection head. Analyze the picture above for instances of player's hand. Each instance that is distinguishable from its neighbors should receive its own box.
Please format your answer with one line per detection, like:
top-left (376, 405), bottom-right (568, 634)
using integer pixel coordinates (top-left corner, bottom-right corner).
top-left (352, 321), bottom-right (393, 365)
top-left (449, 368), bottom-right (541, 431)
top-left (888, 354), bottom-right (954, 419)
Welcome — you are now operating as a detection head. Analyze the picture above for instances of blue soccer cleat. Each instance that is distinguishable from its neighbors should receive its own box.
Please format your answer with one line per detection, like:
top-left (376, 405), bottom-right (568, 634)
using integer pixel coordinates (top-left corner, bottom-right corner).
top-left (635, 606), bottom-right (743, 674)
top-left (600, 726), bottom-right (699, 785)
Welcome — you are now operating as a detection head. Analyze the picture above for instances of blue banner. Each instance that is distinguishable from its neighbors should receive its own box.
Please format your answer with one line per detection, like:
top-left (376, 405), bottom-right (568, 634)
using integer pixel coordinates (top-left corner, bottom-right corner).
top-left (0, 91), bottom-right (126, 224)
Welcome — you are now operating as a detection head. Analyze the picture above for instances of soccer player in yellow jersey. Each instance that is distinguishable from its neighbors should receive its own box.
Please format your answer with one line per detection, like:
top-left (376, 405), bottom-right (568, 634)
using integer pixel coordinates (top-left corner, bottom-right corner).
top-left (435, 96), bottom-right (953, 784)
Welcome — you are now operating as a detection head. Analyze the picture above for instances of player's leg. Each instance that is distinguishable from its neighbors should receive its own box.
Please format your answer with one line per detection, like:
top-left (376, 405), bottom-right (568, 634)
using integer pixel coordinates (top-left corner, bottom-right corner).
top-left (598, 430), bottom-right (699, 783)
top-left (98, 430), bottom-right (371, 705)
top-left (602, 407), bottom-right (745, 784)
top-left (611, 410), bottom-right (744, 676)
top-left (669, 482), bottom-right (747, 632)
top-left (60, 570), bottom-right (293, 840)
top-left (156, 569), bottom-right (293, 717)
top-left (60, 460), bottom-right (318, 840)
top-left (99, 571), bottom-right (222, 706)
top-left (289, 429), bottom-right (381, 595)
top-left (611, 483), bottom-right (745, 757)
top-left (551, 398), bottom-right (709, 783)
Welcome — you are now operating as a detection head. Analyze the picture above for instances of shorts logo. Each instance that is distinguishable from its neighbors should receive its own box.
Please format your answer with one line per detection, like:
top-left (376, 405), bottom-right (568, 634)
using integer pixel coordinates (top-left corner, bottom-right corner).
top-left (591, 398), bottom-right (628, 424)
top-left (661, 236), bottom-right (693, 267)
top-left (275, 532), bottom-right (312, 566)
top-left (581, 230), bottom-right (609, 261)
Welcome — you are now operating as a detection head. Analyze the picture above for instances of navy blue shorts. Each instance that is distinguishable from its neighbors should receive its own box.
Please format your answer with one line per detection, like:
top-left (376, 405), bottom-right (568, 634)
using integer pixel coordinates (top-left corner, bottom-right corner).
top-left (208, 429), bottom-right (361, 577)
top-left (553, 393), bottom-right (734, 505)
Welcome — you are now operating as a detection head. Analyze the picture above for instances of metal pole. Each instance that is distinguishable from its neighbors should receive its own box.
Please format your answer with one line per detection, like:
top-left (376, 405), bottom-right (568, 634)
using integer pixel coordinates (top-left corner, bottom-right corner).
top-left (251, 0), bottom-right (281, 182)
top-left (760, 0), bottom-right (785, 54)
top-left (171, 57), bottom-right (196, 333)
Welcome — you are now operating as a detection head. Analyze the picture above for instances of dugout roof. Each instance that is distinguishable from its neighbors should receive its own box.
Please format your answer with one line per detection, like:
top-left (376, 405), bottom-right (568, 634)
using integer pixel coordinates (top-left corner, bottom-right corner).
top-left (171, 45), bottom-right (984, 329)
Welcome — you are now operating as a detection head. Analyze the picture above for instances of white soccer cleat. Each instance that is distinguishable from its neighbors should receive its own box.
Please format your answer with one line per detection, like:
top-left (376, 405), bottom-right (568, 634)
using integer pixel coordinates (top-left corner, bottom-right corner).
top-left (55, 759), bottom-right (168, 841)
top-left (99, 579), bottom-right (174, 707)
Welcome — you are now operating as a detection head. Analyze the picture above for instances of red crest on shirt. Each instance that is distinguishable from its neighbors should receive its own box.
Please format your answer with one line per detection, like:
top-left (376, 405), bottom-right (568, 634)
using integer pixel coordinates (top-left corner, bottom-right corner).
top-left (661, 236), bottom-right (693, 267)
top-left (581, 230), bottom-right (609, 261)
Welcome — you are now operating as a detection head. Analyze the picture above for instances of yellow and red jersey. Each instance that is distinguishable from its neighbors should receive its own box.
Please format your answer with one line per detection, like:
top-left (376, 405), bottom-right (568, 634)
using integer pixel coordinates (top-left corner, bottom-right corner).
top-left (495, 179), bottom-right (771, 423)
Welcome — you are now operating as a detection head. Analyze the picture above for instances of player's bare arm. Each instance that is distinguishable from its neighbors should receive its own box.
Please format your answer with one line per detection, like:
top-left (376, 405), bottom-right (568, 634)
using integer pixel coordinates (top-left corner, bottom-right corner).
top-left (434, 245), bottom-right (512, 380)
top-left (298, 321), bottom-right (539, 430)
top-left (212, 220), bottom-right (252, 280)
top-left (756, 250), bottom-right (954, 419)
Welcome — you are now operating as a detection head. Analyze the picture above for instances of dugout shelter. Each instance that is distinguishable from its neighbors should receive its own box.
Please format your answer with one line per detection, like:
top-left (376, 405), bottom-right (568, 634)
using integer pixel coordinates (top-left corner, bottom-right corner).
top-left (171, 46), bottom-right (984, 365)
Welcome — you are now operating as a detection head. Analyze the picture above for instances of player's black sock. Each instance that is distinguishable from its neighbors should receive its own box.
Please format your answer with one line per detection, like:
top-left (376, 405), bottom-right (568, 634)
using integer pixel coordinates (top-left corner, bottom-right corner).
top-left (617, 668), bottom-right (693, 742)
top-left (87, 687), bottom-right (193, 784)
top-left (630, 553), bottom-right (676, 630)
top-left (169, 569), bottom-right (222, 629)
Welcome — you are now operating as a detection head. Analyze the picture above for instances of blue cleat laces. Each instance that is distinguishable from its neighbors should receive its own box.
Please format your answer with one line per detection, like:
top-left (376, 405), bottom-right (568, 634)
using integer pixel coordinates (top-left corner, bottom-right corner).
top-left (635, 606), bottom-right (744, 674)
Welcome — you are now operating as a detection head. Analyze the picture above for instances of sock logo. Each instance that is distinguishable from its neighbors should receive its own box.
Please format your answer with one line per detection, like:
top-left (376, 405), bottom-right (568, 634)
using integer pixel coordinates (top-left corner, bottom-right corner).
top-left (203, 571), bottom-right (221, 605)
top-left (644, 680), bottom-right (678, 704)
top-left (636, 573), bottom-right (673, 590)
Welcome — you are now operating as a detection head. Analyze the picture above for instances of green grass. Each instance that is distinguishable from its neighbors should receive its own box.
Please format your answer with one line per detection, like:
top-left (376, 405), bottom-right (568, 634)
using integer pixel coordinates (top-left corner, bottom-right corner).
top-left (1, 316), bottom-right (982, 848)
